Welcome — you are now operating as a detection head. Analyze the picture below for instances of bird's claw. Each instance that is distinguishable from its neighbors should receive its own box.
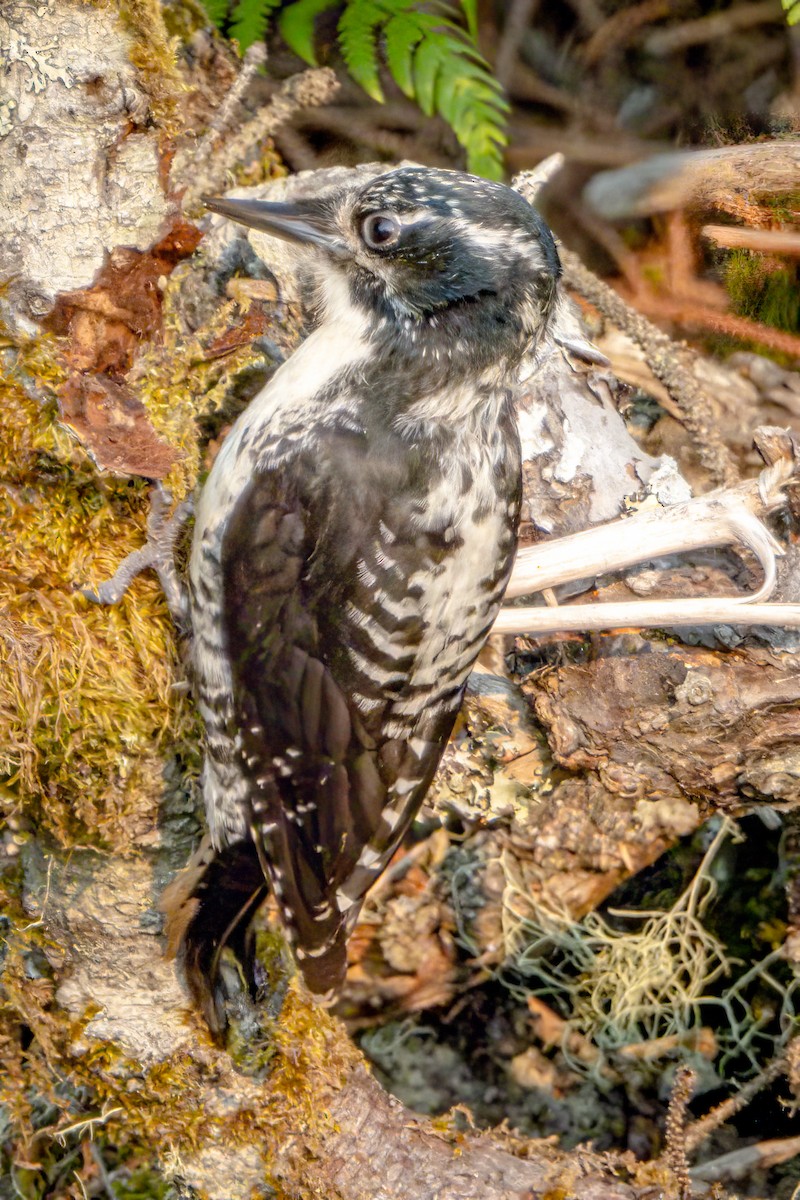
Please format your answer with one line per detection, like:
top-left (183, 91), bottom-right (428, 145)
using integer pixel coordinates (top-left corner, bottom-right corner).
top-left (82, 484), bottom-right (194, 630)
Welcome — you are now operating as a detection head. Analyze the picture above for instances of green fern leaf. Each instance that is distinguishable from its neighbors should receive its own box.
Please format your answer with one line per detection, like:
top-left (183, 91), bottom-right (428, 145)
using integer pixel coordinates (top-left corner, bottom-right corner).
top-left (459, 0), bottom-right (478, 40)
top-left (201, 0), bottom-right (231, 27)
top-left (411, 31), bottom-right (442, 116)
top-left (782, 0), bottom-right (800, 22)
top-left (384, 10), bottom-right (426, 97)
top-left (279, 0), bottom-right (341, 64)
top-left (405, 19), bottom-right (507, 178)
top-left (338, 0), bottom-right (387, 102)
top-left (229, 0), bottom-right (283, 51)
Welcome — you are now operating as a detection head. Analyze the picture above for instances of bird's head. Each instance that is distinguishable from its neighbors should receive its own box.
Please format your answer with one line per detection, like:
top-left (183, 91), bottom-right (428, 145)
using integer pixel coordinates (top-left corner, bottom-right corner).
top-left (205, 167), bottom-right (561, 373)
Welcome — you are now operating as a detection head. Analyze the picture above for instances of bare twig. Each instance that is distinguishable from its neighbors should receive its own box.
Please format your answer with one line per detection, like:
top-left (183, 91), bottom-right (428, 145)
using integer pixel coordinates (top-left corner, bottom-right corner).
top-left (511, 154), bottom-right (565, 201)
top-left (189, 43), bottom-right (268, 177)
top-left (684, 1053), bottom-right (788, 1154)
top-left (505, 457), bottom-right (791, 602)
top-left (582, 0), bottom-right (673, 66)
top-left (689, 1134), bottom-right (800, 1185)
top-left (585, 140), bottom-right (800, 220)
top-left (507, 123), bottom-right (664, 170)
top-left (493, 599), bottom-right (800, 636)
top-left (567, 197), bottom-right (651, 293)
top-left (494, 441), bottom-right (800, 636)
top-left (645, 0), bottom-right (782, 56)
top-left (630, 293), bottom-right (800, 360)
top-left (702, 224), bottom-right (800, 257)
top-left (495, 0), bottom-right (540, 87)
top-left (182, 68), bottom-right (340, 209)
top-left (510, 60), bottom-right (611, 123)
top-left (273, 126), bottom-right (325, 172)
top-left (665, 1065), bottom-right (696, 1200)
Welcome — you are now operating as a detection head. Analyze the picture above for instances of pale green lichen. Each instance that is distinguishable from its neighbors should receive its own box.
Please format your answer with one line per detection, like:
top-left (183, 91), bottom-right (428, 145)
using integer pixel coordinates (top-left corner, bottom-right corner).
top-left (500, 817), bottom-right (799, 1081)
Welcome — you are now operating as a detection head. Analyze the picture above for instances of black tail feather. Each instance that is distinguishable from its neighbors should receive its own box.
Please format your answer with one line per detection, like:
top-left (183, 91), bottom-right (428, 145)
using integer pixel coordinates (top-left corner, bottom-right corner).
top-left (161, 839), bottom-right (268, 1038)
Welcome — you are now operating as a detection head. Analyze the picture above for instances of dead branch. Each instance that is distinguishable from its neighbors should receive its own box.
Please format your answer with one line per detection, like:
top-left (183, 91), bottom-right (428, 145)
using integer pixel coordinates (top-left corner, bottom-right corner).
top-left (644, 0), bottom-right (783, 55)
top-left (625, 293), bottom-right (800, 361)
top-left (186, 42), bottom-right (268, 178)
top-left (494, 599), bottom-right (800, 636)
top-left (585, 140), bottom-right (800, 220)
top-left (684, 1053), bottom-right (789, 1154)
top-left (504, 450), bottom-right (792, 602)
top-left (506, 124), bottom-right (663, 170)
top-left (702, 225), bottom-right (800, 257)
top-left (270, 1066), bottom-right (639, 1200)
top-left (689, 1134), bottom-right (800, 1186)
top-left (495, 0), bottom-right (540, 87)
top-left (582, 0), bottom-right (673, 65)
top-left (496, 443), bottom-right (800, 634)
top-left (180, 67), bottom-right (341, 210)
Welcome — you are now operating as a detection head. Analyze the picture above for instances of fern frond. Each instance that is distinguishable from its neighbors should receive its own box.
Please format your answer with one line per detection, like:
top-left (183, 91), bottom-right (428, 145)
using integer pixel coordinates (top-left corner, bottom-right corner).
top-left (229, 0), bottom-right (282, 51)
top-left (338, 0), bottom-right (387, 101)
top-left (397, 8), bottom-right (508, 178)
top-left (279, 0), bottom-right (341, 64)
top-left (201, 0), bottom-right (232, 26)
top-left (383, 12), bottom-right (425, 97)
top-left (410, 30), bottom-right (442, 116)
top-left (459, 0), bottom-right (478, 40)
top-left (202, 0), bottom-right (509, 179)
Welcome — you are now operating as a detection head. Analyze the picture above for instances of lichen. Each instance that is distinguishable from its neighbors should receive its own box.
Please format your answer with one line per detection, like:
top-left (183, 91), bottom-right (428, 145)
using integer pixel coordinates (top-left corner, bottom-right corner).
top-left (499, 816), bottom-right (799, 1084)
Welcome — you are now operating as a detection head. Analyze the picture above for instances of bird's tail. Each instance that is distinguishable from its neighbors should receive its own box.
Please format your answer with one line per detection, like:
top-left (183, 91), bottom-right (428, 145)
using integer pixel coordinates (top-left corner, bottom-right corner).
top-left (160, 836), bottom-right (268, 1038)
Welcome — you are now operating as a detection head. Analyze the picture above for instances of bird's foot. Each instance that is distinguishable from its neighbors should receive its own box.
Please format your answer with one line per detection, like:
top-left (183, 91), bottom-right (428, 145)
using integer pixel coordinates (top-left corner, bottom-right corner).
top-left (82, 483), bottom-right (194, 629)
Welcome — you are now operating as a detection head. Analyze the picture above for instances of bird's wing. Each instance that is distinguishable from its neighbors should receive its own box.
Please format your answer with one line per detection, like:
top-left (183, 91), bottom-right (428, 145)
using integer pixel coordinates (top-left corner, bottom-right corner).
top-left (218, 443), bottom-right (449, 992)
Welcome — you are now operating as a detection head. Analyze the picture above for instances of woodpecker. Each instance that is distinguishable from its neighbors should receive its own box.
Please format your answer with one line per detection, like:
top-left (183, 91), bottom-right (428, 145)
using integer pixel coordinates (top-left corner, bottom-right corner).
top-left (181, 166), bottom-right (560, 1029)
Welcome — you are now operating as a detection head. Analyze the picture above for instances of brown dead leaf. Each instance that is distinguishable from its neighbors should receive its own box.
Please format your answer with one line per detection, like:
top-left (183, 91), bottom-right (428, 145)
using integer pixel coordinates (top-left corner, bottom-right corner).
top-left (206, 305), bottom-right (273, 359)
top-left (44, 217), bottom-right (201, 477)
top-left (59, 374), bottom-right (178, 478)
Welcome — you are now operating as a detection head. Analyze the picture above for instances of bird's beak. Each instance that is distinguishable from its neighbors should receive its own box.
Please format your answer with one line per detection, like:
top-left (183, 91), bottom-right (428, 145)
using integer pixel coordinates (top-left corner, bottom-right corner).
top-left (203, 196), bottom-right (348, 258)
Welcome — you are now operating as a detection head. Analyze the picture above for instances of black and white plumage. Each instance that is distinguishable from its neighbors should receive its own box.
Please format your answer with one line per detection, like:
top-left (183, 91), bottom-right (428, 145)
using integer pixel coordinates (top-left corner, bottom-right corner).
top-left (182, 167), bottom-right (560, 1025)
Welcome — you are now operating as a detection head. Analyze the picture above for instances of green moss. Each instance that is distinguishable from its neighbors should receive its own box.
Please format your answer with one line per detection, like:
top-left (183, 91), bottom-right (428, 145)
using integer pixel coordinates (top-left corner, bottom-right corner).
top-left (118, 0), bottom-right (187, 135)
top-left (725, 250), bottom-right (799, 334)
top-left (0, 338), bottom-right (198, 849)
top-left (161, 0), bottom-right (214, 41)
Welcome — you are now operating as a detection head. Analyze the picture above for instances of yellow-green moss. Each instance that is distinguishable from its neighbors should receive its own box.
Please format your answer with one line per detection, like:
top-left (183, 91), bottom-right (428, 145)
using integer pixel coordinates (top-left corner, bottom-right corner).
top-left (134, 265), bottom-right (289, 500)
top-left (161, 0), bottom-right (214, 42)
top-left (725, 250), bottom-right (799, 334)
top-left (0, 338), bottom-right (198, 848)
top-left (119, 0), bottom-right (187, 135)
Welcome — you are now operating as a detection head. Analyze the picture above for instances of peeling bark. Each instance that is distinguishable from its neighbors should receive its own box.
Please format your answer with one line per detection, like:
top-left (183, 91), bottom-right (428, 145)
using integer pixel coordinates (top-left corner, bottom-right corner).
top-left (0, 0), bottom-right (173, 331)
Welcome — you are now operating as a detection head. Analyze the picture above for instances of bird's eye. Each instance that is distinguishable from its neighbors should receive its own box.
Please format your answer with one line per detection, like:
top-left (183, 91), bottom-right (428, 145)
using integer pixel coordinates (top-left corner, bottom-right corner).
top-left (360, 211), bottom-right (401, 250)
